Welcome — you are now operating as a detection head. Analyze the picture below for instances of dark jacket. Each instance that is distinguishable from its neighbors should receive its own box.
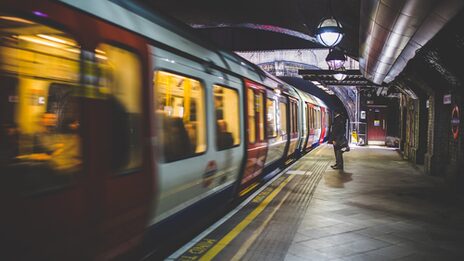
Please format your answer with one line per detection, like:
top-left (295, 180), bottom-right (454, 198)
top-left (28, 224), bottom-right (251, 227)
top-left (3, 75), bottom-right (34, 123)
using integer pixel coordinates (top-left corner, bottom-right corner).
top-left (330, 113), bottom-right (347, 148)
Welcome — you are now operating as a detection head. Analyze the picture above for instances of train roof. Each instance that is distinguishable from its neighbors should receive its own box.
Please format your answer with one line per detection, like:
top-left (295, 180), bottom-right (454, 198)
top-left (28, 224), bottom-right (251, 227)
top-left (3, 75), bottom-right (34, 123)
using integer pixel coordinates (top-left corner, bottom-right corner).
top-left (58, 0), bottom-right (322, 102)
top-left (58, 0), bottom-right (265, 83)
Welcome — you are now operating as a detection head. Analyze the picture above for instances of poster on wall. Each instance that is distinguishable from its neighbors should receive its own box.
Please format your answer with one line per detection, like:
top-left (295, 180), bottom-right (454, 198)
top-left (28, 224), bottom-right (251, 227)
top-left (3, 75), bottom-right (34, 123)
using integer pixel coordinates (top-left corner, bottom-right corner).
top-left (451, 105), bottom-right (460, 140)
top-left (443, 94), bottom-right (452, 104)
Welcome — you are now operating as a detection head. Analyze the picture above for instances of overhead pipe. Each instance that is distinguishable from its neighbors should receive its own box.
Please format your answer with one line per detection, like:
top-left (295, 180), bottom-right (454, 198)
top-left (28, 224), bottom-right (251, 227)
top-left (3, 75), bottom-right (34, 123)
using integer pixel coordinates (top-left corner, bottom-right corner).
top-left (359, 0), bottom-right (464, 85)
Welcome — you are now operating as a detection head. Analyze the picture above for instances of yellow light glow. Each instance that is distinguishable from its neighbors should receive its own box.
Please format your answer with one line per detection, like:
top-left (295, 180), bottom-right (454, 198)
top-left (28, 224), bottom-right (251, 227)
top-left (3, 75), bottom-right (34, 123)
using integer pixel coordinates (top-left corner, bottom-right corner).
top-left (0, 16), bottom-right (34, 24)
top-left (95, 54), bottom-right (108, 60)
top-left (37, 34), bottom-right (75, 46)
top-left (17, 35), bottom-right (61, 48)
top-left (95, 49), bottom-right (106, 54)
top-left (65, 48), bottom-right (81, 54)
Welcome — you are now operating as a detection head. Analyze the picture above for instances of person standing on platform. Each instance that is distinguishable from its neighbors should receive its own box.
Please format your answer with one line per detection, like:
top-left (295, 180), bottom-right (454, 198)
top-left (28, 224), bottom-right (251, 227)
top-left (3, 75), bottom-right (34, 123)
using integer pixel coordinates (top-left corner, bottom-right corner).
top-left (330, 109), bottom-right (349, 170)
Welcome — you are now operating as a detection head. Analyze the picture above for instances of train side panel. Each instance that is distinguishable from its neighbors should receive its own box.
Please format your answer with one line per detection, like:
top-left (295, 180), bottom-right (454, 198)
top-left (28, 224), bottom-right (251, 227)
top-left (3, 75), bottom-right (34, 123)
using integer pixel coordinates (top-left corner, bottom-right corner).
top-left (149, 47), bottom-right (244, 225)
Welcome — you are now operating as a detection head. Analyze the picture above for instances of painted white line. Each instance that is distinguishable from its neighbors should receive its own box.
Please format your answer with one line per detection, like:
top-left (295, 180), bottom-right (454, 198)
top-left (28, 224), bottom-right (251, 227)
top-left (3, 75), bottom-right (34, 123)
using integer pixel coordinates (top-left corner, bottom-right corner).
top-left (286, 170), bottom-right (306, 175)
top-left (165, 145), bottom-right (325, 260)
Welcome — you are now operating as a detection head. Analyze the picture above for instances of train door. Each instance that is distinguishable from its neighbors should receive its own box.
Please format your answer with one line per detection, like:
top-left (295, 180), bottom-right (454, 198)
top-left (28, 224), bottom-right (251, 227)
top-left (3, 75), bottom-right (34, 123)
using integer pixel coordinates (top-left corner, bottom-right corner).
top-left (240, 80), bottom-right (268, 195)
top-left (88, 21), bottom-right (154, 258)
top-left (286, 98), bottom-right (299, 158)
top-left (264, 90), bottom-right (288, 168)
top-left (211, 78), bottom-right (244, 197)
top-left (313, 106), bottom-right (322, 144)
top-left (304, 103), bottom-right (315, 150)
top-left (297, 99), bottom-right (306, 153)
top-left (320, 107), bottom-right (327, 142)
top-left (0, 7), bottom-right (94, 260)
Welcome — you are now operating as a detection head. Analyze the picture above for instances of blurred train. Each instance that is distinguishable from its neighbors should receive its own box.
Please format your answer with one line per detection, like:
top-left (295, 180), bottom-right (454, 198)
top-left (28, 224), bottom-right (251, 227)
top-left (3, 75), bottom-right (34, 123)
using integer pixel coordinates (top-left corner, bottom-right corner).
top-left (0, 0), bottom-right (330, 260)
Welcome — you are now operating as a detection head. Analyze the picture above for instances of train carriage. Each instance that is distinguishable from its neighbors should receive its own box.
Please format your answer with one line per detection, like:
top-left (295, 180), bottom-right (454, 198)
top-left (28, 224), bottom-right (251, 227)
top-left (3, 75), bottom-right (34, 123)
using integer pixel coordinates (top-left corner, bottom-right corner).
top-left (0, 0), bottom-right (331, 260)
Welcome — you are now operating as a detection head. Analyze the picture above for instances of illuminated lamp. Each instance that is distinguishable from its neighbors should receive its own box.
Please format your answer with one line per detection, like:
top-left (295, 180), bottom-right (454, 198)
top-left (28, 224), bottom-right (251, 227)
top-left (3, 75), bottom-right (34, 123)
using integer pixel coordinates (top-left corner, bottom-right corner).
top-left (333, 66), bottom-right (347, 81)
top-left (314, 0), bottom-right (344, 47)
top-left (326, 49), bottom-right (346, 70)
top-left (314, 17), bottom-right (344, 47)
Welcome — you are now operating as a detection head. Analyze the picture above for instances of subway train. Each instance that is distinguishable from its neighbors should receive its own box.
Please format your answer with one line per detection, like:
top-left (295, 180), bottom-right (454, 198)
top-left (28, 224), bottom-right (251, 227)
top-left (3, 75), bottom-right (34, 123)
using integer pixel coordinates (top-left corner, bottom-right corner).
top-left (0, 0), bottom-right (330, 260)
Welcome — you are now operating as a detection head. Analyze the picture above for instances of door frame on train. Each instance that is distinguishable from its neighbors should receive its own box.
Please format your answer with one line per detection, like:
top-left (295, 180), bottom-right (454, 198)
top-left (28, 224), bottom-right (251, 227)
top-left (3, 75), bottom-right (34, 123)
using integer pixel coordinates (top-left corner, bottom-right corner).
top-left (238, 79), bottom-right (268, 196)
top-left (286, 96), bottom-right (300, 159)
top-left (85, 12), bottom-right (154, 260)
top-left (262, 88), bottom-right (290, 175)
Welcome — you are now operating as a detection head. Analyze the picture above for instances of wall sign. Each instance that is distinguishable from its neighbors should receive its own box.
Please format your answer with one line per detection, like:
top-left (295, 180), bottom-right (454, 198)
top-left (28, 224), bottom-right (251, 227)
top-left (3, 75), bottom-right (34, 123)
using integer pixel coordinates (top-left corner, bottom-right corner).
top-left (451, 105), bottom-right (460, 140)
top-left (360, 110), bottom-right (366, 120)
top-left (443, 94), bottom-right (452, 105)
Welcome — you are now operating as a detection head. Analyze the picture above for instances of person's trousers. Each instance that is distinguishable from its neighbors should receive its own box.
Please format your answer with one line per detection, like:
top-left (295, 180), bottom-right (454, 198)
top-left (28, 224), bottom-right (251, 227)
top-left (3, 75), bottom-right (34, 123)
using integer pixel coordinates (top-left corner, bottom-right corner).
top-left (334, 146), bottom-right (344, 167)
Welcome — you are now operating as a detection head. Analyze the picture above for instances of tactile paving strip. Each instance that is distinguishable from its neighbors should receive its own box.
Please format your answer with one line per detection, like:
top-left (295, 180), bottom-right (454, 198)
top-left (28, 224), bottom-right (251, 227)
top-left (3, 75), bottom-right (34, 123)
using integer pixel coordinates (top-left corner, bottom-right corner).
top-left (239, 148), bottom-right (331, 261)
top-left (172, 145), bottom-right (333, 261)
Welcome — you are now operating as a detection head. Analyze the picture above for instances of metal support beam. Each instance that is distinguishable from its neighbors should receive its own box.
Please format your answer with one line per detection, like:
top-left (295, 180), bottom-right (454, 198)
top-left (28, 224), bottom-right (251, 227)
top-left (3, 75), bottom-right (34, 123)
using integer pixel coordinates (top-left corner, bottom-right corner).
top-left (299, 69), bottom-right (361, 76)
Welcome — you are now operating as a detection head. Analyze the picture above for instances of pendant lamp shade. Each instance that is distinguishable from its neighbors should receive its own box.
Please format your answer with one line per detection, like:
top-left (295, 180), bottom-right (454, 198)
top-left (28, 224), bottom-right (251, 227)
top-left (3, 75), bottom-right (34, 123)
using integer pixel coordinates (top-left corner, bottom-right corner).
top-left (326, 49), bottom-right (346, 70)
top-left (333, 66), bottom-right (347, 81)
top-left (314, 17), bottom-right (344, 47)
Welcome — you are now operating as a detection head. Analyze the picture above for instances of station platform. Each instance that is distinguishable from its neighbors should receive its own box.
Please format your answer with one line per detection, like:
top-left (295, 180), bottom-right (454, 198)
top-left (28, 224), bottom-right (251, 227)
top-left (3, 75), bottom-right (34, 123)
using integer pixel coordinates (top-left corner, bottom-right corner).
top-left (166, 144), bottom-right (464, 261)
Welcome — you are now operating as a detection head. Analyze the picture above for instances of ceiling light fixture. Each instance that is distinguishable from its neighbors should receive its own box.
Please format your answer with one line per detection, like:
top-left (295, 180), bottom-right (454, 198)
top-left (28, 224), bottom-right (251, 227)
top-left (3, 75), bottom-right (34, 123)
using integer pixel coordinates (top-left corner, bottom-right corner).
top-left (314, 0), bottom-right (344, 47)
top-left (333, 66), bottom-right (347, 81)
top-left (326, 48), bottom-right (346, 70)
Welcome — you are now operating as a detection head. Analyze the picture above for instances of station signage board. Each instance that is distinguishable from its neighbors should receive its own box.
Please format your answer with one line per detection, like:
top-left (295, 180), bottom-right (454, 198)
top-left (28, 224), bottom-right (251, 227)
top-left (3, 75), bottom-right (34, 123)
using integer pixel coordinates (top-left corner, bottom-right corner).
top-left (443, 94), bottom-right (452, 104)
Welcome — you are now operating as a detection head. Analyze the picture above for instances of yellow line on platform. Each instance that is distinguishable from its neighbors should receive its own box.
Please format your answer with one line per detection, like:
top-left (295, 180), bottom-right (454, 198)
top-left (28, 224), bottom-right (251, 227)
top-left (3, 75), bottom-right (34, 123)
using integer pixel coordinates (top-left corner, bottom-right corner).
top-left (239, 182), bottom-right (259, 197)
top-left (231, 182), bottom-right (293, 261)
top-left (199, 175), bottom-right (295, 261)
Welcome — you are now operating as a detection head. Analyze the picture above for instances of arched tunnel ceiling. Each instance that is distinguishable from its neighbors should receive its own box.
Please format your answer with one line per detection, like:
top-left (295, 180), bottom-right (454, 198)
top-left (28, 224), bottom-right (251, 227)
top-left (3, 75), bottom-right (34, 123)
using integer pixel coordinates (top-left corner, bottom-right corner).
top-left (136, 0), bottom-right (360, 57)
top-left (136, 0), bottom-right (464, 105)
top-left (393, 9), bottom-right (464, 97)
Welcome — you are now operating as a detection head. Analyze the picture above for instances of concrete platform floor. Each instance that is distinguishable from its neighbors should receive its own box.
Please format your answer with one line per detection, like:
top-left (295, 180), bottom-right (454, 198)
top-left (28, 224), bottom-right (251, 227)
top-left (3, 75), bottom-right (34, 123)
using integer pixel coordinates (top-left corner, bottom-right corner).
top-left (286, 145), bottom-right (464, 261)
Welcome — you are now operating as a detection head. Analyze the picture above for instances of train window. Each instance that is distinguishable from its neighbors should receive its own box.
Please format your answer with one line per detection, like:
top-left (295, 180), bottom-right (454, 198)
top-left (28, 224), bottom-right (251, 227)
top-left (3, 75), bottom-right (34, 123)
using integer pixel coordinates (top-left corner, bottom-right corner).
top-left (292, 103), bottom-right (296, 133)
top-left (291, 102), bottom-right (294, 133)
top-left (214, 85), bottom-right (240, 150)
top-left (97, 44), bottom-right (143, 173)
top-left (304, 104), bottom-right (311, 131)
top-left (266, 98), bottom-right (277, 138)
top-left (257, 92), bottom-right (265, 141)
top-left (309, 107), bottom-right (312, 129)
top-left (311, 108), bottom-right (315, 129)
top-left (316, 110), bottom-right (319, 129)
top-left (293, 103), bottom-right (298, 134)
top-left (154, 71), bottom-right (206, 162)
top-left (289, 102), bottom-right (293, 134)
top-left (0, 15), bottom-right (82, 194)
top-left (279, 102), bottom-right (287, 136)
top-left (247, 89), bottom-right (256, 143)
